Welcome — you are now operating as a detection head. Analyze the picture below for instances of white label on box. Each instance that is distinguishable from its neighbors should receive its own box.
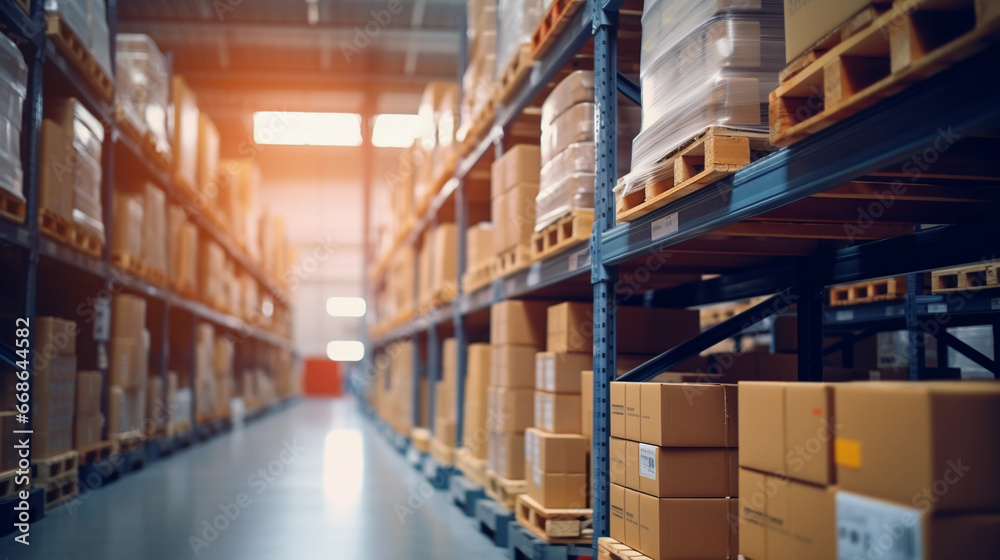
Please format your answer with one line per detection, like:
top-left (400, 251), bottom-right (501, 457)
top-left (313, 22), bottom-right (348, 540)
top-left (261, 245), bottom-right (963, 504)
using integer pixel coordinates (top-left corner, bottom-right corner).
top-left (835, 310), bottom-right (855, 322)
top-left (651, 213), bottom-right (679, 241)
top-left (927, 303), bottom-right (947, 314)
top-left (535, 355), bottom-right (546, 390)
top-left (545, 400), bottom-right (553, 432)
top-left (532, 432), bottom-right (540, 466)
top-left (545, 360), bottom-right (555, 392)
top-left (534, 395), bottom-right (542, 431)
top-left (533, 466), bottom-right (542, 487)
top-left (638, 443), bottom-right (657, 480)
top-left (93, 298), bottom-right (110, 342)
top-left (836, 491), bottom-right (922, 560)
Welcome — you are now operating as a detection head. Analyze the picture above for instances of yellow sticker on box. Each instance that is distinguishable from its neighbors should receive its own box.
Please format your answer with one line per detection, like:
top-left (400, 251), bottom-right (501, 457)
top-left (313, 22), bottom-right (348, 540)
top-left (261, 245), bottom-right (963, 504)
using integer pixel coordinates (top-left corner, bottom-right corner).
top-left (835, 437), bottom-right (862, 468)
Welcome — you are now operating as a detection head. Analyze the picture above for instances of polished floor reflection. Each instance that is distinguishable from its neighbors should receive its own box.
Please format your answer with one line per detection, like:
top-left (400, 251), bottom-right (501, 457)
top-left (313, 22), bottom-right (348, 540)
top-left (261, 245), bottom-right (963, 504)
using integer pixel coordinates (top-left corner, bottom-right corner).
top-left (0, 398), bottom-right (509, 560)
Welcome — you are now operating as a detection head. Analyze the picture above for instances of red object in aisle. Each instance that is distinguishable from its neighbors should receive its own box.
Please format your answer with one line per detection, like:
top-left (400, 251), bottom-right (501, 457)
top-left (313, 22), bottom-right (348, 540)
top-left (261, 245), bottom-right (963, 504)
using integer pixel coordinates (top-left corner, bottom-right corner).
top-left (303, 357), bottom-right (342, 396)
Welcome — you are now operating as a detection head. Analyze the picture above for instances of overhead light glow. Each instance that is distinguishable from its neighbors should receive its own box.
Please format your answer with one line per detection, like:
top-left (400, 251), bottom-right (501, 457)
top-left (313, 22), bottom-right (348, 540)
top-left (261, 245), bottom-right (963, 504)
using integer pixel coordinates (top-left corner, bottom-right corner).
top-left (372, 114), bottom-right (420, 148)
top-left (253, 112), bottom-right (362, 146)
top-left (326, 297), bottom-right (367, 317)
top-left (327, 341), bottom-right (365, 362)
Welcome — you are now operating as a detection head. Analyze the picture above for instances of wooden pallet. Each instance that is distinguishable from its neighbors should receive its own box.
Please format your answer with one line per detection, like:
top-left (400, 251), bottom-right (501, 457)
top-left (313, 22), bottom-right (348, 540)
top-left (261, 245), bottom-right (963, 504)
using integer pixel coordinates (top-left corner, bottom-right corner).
top-left (932, 261), bottom-right (999, 293)
top-left (111, 251), bottom-right (149, 279)
top-left (699, 296), bottom-right (769, 327)
top-left (495, 245), bottom-right (532, 278)
top-left (494, 44), bottom-right (535, 105)
top-left (45, 13), bottom-right (113, 102)
top-left (532, 0), bottom-right (587, 59)
top-left (145, 265), bottom-right (168, 286)
top-left (770, 0), bottom-right (1000, 147)
top-left (780, 4), bottom-right (891, 82)
top-left (514, 494), bottom-right (593, 544)
top-left (143, 131), bottom-right (172, 170)
top-left (0, 469), bottom-right (18, 501)
top-left (430, 438), bottom-right (455, 467)
top-left (77, 440), bottom-right (114, 466)
top-left (115, 106), bottom-right (144, 146)
top-left (68, 224), bottom-right (102, 258)
top-left (411, 427), bottom-right (431, 453)
top-left (111, 430), bottom-right (146, 455)
top-left (830, 276), bottom-right (909, 306)
top-left (456, 450), bottom-right (488, 487)
top-left (598, 537), bottom-right (652, 560)
top-left (39, 208), bottom-right (70, 242)
top-left (31, 450), bottom-right (78, 483)
top-left (460, 97), bottom-right (498, 156)
top-left (462, 258), bottom-right (495, 293)
top-left (531, 209), bottom-right (593, 261)
top-left (0, 187), bottom-right (26, 224)
top-left (41, 471), bottom-right (78, 512)
top-left (485, 469), bottom-right (526, 510)
top-left (615, 127), bottom-right (772, 223)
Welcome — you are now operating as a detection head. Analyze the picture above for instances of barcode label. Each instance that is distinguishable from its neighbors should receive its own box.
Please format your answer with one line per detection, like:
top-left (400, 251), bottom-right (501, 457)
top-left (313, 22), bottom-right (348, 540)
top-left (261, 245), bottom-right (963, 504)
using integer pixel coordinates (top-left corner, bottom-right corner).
top-left (651, 213), bottom-right (679, 241)
top-left (836, 491), bottom-right (922, 560)
top-left (638, 443), bottom-right (657, 480)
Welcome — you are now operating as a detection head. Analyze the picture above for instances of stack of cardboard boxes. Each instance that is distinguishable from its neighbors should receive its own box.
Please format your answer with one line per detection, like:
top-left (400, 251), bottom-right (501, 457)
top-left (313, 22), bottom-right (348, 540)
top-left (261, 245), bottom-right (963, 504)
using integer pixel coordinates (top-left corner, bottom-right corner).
top-left (194, 323), bottom-right (217, 425)
top-left (487, 300), bottom-right (549, 483)
top-left (610, 381), bottom-right (739, 559)
top-left (33, 318), bottom-right (78, 459)
top-left (431, 339), bottom-right (459, 465)
top-left (739, 381), bottom-right (1000, 559)
top-left (167, 204), bottom-right (198, 295)
top-left (457, 0), bottom-right (497, 142)
top-left (108, 296), bottom-right (148, 438)
top-left (75, 371), bottom-right (103, 450)
top-left (46, 97), bottom-right (106, 245)
top-left (418, 224), bottom-right (458, 309)
top-left (455, 342), bottom-right (492, 474)
top-left (491, 146), bottom-right (541, 261)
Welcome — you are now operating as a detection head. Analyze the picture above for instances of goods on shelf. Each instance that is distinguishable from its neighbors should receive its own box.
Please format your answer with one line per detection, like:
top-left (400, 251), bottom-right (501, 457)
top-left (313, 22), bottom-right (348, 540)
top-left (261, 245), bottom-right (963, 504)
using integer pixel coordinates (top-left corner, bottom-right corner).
top-left (107, 295), bottom-right (148, 439)
top-left (414, 83), bottom-right (460, 209)
top-left (458, 343), bottom-right (491, 461)
top-left (260, 211), bottom-right (290, 287)
top-left (171, 75), bottom-right (200, 196)
top-left (141, 182), bottom-right (167, 278)
top-left (115, 34), bottom-right (171, 160)
top-left (0, 34), bottom-right (27, 223)
top-left (111, 193), bottom-right (143, 264)
top-left (491, 145), bottom-right (540, 273)
top-left (172, 385), bottom-right (193, 434)
top-left (417, 223), bottom-right (459, 311)
top-left (931, 260), bottom-right (999, 294)
top-left (496, 0), bottom-right (543, 101)
top-left (458, 0), bottom-right (498, 146)
top-left (32, 318), bottom-right (78, 459)
top-left (531, 0), bottom-right (587, 58)
top-left (168, 204), bottom-right (199, 295)
top-left (432, 339), bottom-right (460, 458)
top-left (770, 0), bottom-right (1000, 147)
top-left (38, 119), bottom-right (75, 235)
top-left (45, 0), bottom-right (113, 98)
top-left (74, 371), bottom-right (103, 450)
top-left (219, 159), bottom-right (262, 252)
top-left (616, 1), bottom-right (784, 219)
top-left (525, 428), bottom-right (588, 509)
top-left (46, 97), bottom-right (106, 245)
top-left (213, 335), bottom-right (235, 420)
top-left (197, 113), bottom-right (220, 200)
top-left (461, 222), bottom-right (495, 292)
top-left (200, 239), bottom-right (227, 309)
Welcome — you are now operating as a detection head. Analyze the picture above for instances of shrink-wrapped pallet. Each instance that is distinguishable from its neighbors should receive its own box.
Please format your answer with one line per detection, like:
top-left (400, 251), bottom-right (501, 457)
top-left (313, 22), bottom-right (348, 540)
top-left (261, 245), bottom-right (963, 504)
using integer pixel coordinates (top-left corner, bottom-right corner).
top-left (172, 75), bottom-right (200, 193)
top-left (0, 35), bottom-right (26, 205)
top-left (111, 194), bottom-right (143, 258)
top-left (496, 0), bottom-right (543, 76)
top-left (142, 182), bottom-right (167, 273)
top-left (115, 34), bottom-right (171, 156)
top-left (47, 98), bottom-right (105, 242)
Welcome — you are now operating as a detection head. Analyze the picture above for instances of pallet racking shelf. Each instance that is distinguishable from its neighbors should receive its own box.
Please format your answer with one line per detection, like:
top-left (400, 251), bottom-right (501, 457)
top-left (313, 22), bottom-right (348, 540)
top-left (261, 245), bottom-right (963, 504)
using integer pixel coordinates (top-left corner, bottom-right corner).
top-left (359, 0), bottom-right (1000, 555)
top-left (0, 0), bottom-right (295, 482)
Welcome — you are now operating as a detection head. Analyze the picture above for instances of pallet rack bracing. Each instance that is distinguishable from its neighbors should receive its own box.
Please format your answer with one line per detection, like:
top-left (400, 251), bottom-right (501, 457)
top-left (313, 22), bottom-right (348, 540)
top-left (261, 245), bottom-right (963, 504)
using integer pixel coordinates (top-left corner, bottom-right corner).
top-left (359, 0), bottom-right (1000, 556)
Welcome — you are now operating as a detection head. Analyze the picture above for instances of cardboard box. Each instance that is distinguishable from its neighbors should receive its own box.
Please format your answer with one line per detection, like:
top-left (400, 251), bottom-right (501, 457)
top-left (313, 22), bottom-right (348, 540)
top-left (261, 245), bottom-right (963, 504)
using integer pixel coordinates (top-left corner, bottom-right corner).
top-left (630, 445), bottom-right (738, 498)
top-left (546, 302), bottom-right (700, 355)
top-left (611, 483), bottom-right (627, 543)
top-left (834, 382), bottom-right (1000, 512)
top-left (528, 471), bottom-right (588, 509)
top-left (535, 352), bottom-right (591, 393)
top-left (835, 490), bottom-right (1000, 560)
top-left (526, 428), bottom-right (588, 474)
top-left (112, 294), bottom-right (147, 339)
top-left (739, 382), bottom-right (836, 486)
top-left (197, 113), bottom-right (220, 195)
top-left (38, 118), bottom-right (75, 222)
top-left (610, 437), bottom-right (627, 486)
top-left (74, 413), bottom-right (103, 447)
top-left (466, 222), bottom-right (495, 268)
top-left (581, 370), bottom-right (593, 440)
top-left (491, 144), bottom-right (541, 199)
top-left (624, 487), bottom-right (641, 548)
top-left (626, 440), bottom-right (640, 490)
top-left (534, 391), bottom-right (581, 434)
top-left (783, 0), bottom-right (873, 62)
top-left (108, 338), bottom-right (148, 389)
top-left (504, 182), bottom-right (538, 250)
top-left (487, 387), bottom-right (534, 433)
top-left (490, 300), bottom-right (549, 347)
top-left (33, 429), bottom-right (74, 459)
top-left (490, 192), bottom-right (506, 253)
top-left (488, 431), bottom-right (525, 479)
top-left (172, 75), bottom-right (199, 191)
top-left (611, 380), bottom-right (626, 439)
top-left (36, 316), bottom-right (77, 357)
top-left (638, 495), bottom-right (737, 560)
top-left (546, 302), bottom-right (592, 354)
top-left (491, 344), bottom-right (538, 389)
top-left (625, 383), bottom-right (641, 442)
top-left (463, 344), bottom-right (491, 458)
top-left (76, 371), bottom-right (102, 416)
top-left (640, 383), bottom-right (737, 447)
top-left (739, 468), bottom-right (836, 560)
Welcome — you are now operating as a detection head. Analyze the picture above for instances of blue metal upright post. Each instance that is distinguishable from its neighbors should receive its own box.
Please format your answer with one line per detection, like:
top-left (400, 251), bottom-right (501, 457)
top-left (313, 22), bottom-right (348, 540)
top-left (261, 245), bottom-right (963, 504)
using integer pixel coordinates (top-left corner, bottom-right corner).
top-left (591, 0), bottom-right (620, 550)
top-left (907, 272), bottom-right (927, 380)
top-left (453, 4), bottom-right (470, 450)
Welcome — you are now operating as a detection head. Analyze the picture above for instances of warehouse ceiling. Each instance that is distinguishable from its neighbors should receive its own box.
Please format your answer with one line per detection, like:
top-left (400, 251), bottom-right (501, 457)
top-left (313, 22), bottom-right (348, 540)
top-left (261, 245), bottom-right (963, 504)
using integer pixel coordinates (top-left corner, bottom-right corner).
top-left (118, 0), bottom-right (464, 142)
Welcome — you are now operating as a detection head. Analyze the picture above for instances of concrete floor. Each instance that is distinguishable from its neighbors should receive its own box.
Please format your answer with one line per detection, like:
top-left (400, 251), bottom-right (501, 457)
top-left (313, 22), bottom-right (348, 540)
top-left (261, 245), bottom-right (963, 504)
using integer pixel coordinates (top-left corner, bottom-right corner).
top-left (0, 398), bottom-right (509, 560)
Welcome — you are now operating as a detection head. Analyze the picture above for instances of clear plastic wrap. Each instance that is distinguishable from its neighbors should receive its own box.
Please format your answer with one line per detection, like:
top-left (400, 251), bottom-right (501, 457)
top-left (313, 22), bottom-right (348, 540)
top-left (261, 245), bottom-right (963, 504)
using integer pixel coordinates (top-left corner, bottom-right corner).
top-left (620, 9), bottom-right (785, 198)
top-left (172, 75), bottom-right (200, 192)
top-left (541, 70), bottom-right (594, 128)
top-left (45, 0), bottom-right (112, 76)
top-left (111, 193), bottom-right (143, 257)
top-left (541, 102), bottom-right (593, 165)
top-left (48, 98), bottom-right (106, 241)
top-left (142, 182), bottom-right (167, 273)
top-left (496, 0), bottom-right (542, 75)
top-left (0, 34), bottom-right (26, 202)
top-left (116, 34), bottom-right (171, 157)
top-left (535, 171), bottom-right (594, 230)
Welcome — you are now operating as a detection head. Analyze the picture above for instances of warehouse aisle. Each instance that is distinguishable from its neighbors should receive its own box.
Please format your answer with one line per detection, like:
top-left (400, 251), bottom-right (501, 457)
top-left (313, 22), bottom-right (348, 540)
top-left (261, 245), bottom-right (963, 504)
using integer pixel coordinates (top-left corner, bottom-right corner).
top-left (0, 399), bottom-right (508, 560)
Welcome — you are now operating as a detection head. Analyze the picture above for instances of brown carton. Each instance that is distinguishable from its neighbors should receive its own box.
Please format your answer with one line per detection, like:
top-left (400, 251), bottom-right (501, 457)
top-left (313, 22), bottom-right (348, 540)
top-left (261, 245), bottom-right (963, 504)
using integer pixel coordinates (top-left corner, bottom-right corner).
top-left (76, 371), bottom-right (102, 416)
top-left (112, 294), bottom-right (147, 339)
top-left (739, 468), bottom-right (836, 560)
top-left (783, 0), bottom-right (873, 62)
top-left (490, 192), bottom-right (506, 253)
top-left (610, 483), bottom-right (627, 543)
top-left (488, 431), bottom-right (525, 479)
top-left (632, 445), bottom-right (738, 498)
top-left (526, 428), bottom-right (588, 474)
top-left (638, 495), bottom-right (737, 560)
top-left (505, 183), bottom-right (538, 249)
top-left (624, 487), bottom-right (641, 548)
top-left (491, 144), bottom-right (541, 199)
top-left (546, 302), bottom-right (592, 354)
top-left (625, 441), bottom-right (640, 490)
top-left (625, 383), bottom-right (641, 442)
top-left (108, 338), bottom-right (148, 389)
top-left (639, 383), bottom-right (737, 447)
top-left (35, 316), bottom-right (77, 357)
top-left (534, 352), bottom-right (591, 393)
top-left (528, 471), bottom-right (588, 509)
top-left (610, 437), bottom-right (627, 486)
top-left (486, 387), bottom-right (534, 433)
top-left (74, 413), bottom-right (103, 448)
top-left (534, 391), bottom-right (580, 434)
top-left (490, 344), bottom-right (538, 389)
top-left (38, 119), bottom-right (75, 222)
top-left (610, 381), bottom-right (626, 438)
top-left (834, 381), bottom-right (1000, 512)
top-left (490, 300), bottom-right (549, 347)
